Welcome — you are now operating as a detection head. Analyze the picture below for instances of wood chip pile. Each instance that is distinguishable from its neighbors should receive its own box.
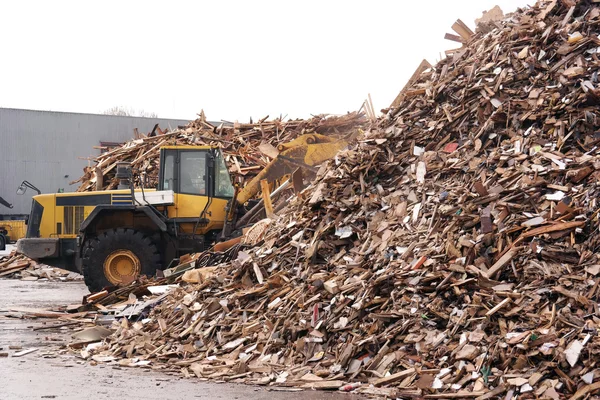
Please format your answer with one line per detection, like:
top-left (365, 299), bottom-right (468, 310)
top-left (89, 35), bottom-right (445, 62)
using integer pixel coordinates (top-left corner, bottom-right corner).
top-left (71, 112), bottom-right (366, 193)
top-left (69, 1), bottom-right (600, 398)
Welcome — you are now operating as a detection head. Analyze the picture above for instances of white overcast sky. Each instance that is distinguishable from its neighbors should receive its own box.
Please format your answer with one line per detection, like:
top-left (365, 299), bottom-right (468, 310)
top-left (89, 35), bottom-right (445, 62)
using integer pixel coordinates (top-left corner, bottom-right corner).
top-left (0, 0), bottom-right (531, 122)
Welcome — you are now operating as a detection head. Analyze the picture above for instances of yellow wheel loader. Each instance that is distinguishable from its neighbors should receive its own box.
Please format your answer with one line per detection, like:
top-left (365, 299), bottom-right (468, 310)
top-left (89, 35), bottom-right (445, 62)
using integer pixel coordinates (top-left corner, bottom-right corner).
top-left (0, 195), bottom-right (27, 251)
top-left (17, 133), bottom-right (351, 292)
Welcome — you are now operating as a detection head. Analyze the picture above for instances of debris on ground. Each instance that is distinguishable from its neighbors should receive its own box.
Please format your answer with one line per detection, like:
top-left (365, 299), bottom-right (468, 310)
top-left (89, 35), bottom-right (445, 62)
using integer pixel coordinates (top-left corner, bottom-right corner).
top-left (12, 348), bottom-right (39, 357)
top-left (0, 252), bottom-right (82, 282)
top-left (71, 112), bottom-right (366, 192)
top-left (53, 1), bottom-right (600, 397)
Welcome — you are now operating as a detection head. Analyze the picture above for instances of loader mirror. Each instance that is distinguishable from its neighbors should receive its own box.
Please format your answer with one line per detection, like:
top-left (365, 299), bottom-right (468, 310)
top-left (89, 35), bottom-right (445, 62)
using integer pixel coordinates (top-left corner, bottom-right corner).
top-left (16, 180), bottom-right (41, 195)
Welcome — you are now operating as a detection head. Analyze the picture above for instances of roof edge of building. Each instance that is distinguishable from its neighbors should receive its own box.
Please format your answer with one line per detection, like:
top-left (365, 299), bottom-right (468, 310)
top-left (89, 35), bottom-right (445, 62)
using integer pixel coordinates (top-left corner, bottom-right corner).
top-left (0, 107), bottom-right (190, 122)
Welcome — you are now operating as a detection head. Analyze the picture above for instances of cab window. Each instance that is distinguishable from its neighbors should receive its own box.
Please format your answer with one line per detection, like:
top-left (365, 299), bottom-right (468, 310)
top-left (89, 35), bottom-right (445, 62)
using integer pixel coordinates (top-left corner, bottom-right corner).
top-left (26, 199), bottom-right (44, 238)
top-left (214, 150), bottom-right (235, 198)
top-left (161, 152), bottom-right (176, 190)
top-left (180, 151), bottom-right (207, 195)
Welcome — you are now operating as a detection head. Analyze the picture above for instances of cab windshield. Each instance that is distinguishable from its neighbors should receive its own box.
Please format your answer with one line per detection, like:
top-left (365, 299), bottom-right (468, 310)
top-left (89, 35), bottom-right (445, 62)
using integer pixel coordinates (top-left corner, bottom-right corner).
top-left (180, 152), bottom-right (207, 195)
top-left (26, 199), bottom-right (44, 238)
top-left (214, 150), bottom-right (235, 198)
top-left (158, 148), bottom-right (234, 198)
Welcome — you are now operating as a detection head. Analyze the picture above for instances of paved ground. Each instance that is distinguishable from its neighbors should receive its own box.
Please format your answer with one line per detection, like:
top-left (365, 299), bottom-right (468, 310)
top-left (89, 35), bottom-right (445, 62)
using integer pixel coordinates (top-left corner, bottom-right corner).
top-left (0, 243), bottom-right (16, 257)
top-left (0, 279), bottom-right (361, 400)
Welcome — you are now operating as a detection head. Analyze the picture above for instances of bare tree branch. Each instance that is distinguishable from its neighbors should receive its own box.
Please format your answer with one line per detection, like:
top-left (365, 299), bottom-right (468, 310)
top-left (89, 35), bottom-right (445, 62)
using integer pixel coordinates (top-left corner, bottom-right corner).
top-left (102, 106), bottom-right (158, 118)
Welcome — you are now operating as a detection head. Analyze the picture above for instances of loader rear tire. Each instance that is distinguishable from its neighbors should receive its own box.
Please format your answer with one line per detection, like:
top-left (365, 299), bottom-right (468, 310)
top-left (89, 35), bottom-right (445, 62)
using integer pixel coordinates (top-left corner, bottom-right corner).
top-left (0, 235), bottom-right (5, 251)
top-left (82, 228), bottom-right (161, 293)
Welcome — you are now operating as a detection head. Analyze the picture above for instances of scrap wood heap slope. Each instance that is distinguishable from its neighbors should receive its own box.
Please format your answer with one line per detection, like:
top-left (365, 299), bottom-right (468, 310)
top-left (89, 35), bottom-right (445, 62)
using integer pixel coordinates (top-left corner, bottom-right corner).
top-left (72, 112), bottom-right (366, 192)
top-left (81, 1), bottom-right (600, 397)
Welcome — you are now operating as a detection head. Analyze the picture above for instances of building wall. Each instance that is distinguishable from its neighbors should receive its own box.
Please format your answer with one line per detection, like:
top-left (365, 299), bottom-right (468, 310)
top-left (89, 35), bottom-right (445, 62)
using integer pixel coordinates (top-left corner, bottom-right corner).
top-left (0, 108), bottom-right (189, 217)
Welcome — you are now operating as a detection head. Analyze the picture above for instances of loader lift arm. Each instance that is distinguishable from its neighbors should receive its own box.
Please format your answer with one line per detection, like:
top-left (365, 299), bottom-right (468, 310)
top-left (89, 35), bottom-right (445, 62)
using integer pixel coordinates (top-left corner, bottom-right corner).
top-left (221, 133), bottom-right (352, 237)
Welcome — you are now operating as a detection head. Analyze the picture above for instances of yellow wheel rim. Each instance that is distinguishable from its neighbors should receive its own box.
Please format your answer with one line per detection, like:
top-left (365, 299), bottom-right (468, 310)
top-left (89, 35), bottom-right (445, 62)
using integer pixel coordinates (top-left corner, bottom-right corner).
top-left (103, 250), bottom-right (141, 285)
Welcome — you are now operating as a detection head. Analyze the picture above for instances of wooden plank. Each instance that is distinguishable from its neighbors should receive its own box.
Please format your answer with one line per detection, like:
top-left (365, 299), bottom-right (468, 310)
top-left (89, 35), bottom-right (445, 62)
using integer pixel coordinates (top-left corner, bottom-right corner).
top-left (8, 308), bottom-right (88, 319)
top-left (13, 348), bottom-right (38, 357)
top-left (33, 321), bottom-right (81, 331)
top-left (570, 382), bottom-right (600, 400)
top-left (292, 168), bottom-right (304, 194)
top-left (425, 392), bottom-right (486, 399)
top-left (94, 166), bottom-right (103, 192)
top-left (456, 19), bottom-right (474, 35)
top-left (405, 89), bottom-right (427, 97)
top-left (300, 380), bottom-right (344, 390)
top-left (445, 47), bottom-right (464, 56)
top-left (0, 263), bottom-right (30, 277)
top-left (373, 367), bottom-right (416, 387)
top-left (485, 298), bottom-right (511, 317)
top-left (390, 60), bottom-right (432, 109)
top-left (451, 19), bottom-right (474, 41)
top-left (486, 248), bottom-right (519, 278)
top-left (444, 33), bottom-right (465, 43)
top-left (522, 221), bottom-right (584, 238)
top-left (260, 179), bottom-right (275, 219)
top-left (257, 143), bottom-right (279, 159)
top-left (367, 93), bottom-right (377, 122)
top-left (475, 384), bottom-right (506, 400)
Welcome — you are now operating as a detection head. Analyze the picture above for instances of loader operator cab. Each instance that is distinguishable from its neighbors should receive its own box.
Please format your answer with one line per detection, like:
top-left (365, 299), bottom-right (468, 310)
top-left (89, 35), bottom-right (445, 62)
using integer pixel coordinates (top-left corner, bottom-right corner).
top-left (158, 147), bottom-right (234, 198)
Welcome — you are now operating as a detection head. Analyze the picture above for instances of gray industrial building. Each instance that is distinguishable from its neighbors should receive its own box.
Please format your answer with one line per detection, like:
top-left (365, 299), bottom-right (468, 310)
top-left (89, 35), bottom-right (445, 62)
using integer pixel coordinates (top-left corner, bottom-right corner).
top-left (0, 108), bottom-right (189, 218)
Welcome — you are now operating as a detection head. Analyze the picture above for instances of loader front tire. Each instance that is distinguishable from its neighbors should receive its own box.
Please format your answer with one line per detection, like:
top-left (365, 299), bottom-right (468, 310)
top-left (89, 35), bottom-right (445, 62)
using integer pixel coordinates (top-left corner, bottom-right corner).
top-left (82, 228), bottom-right (161, 293)
top-left (0, 234), bottom-right (5, 251)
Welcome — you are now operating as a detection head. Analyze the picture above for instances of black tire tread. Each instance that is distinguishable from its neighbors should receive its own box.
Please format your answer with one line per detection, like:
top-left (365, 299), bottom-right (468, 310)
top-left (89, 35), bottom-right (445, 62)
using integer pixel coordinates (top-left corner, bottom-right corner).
top-left (82, 228), bottom-right (160, 293)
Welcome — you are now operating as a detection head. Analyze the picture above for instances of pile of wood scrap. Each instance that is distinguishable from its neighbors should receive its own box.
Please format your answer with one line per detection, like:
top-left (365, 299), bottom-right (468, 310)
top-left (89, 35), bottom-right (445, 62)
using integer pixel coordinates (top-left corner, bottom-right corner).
top-left (0, 254), bottom-right (30, 278)
top-left (0, 253), bottom-right (81, 281)
top-left (76, 244), bottom-right (245, 312)
top-left (64, 1), bottom-right (600, 397)
top-left (71, 112), bottom-right (366, 192)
